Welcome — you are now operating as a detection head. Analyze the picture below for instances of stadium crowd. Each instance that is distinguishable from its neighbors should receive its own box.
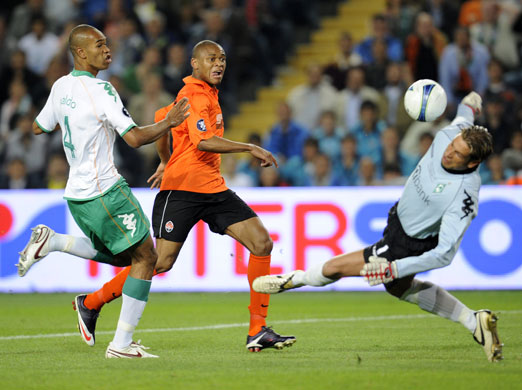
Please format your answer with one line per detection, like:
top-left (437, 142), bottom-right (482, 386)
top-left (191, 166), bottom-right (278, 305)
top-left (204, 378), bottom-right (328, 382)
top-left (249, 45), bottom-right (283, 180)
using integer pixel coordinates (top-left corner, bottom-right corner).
top-left (0, 0), bottom-right (522, 189)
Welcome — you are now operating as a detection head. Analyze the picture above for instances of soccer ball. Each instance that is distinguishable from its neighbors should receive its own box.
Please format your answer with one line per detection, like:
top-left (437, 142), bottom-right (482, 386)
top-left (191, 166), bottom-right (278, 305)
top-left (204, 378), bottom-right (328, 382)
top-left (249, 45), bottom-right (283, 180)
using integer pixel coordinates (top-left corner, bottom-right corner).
top-left (404, 79), bottom-right (447, 122)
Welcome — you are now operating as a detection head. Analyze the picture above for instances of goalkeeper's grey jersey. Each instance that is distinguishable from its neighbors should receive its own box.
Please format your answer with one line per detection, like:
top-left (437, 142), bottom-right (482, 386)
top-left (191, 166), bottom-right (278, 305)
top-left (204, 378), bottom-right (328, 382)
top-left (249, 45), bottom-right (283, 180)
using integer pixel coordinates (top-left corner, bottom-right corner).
top-left (395, 104), bottom-right (481, 278)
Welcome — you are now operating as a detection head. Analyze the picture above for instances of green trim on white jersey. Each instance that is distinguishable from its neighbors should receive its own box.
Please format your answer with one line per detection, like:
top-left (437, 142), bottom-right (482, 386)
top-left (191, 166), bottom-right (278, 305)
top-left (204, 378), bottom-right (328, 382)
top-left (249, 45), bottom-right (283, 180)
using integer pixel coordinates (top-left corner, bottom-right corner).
top-left (71, 69), bottom-right (95, 78)
top-left (34, 118), bottom-right (53, 133)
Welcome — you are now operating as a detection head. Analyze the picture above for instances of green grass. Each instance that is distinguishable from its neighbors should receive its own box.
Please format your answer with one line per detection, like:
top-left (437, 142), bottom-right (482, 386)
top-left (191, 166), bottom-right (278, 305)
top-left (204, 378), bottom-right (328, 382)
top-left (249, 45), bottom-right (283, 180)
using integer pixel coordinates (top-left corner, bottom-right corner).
top-left (0, 291), bottom-right (521, 390)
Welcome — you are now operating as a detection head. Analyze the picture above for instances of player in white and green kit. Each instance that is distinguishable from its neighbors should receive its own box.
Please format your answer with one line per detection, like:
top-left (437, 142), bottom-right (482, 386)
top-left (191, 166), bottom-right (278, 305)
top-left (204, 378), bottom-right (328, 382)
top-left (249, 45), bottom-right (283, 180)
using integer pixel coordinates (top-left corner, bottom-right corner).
top-left (253, 92), bottom-right (503, 363)
top-left (17, 24), bottom-right (190, 358)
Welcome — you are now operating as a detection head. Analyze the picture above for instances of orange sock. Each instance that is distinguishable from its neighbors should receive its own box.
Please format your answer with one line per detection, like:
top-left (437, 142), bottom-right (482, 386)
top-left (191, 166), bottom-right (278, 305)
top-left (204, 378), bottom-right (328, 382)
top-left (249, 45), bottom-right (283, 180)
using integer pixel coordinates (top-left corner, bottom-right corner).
top-left (84, 267), bottom-right (160, 311)
top-left (84, 266), bottom-right (131, 311)
top-left (247, 254), bottom-right (271, 336)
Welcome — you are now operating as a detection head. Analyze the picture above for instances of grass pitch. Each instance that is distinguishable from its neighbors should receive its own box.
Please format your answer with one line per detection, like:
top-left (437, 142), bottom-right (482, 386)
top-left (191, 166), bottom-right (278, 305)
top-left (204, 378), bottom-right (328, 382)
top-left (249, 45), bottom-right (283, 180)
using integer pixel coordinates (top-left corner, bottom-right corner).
top-left (0, 291), bottom-right (521, 390)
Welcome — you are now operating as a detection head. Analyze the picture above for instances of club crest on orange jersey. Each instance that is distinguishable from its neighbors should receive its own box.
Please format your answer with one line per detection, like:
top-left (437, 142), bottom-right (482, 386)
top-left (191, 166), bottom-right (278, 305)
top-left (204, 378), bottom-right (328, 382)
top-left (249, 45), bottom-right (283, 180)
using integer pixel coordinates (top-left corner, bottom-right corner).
top-left (197, 119), bottom-right (207, 131)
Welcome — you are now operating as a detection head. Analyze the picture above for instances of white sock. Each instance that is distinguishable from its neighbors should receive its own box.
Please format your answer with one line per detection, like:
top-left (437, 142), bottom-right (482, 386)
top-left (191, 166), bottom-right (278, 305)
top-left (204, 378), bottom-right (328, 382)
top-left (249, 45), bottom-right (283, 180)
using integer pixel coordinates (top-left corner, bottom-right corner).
top-left (49, 233), bottom-right (98, 259)
top-left (293, 263), bottom-right (335, 287)
top-left (401, 280), bottom-right (477, 332)
top-left (112, 293), bottom-right (147, 348)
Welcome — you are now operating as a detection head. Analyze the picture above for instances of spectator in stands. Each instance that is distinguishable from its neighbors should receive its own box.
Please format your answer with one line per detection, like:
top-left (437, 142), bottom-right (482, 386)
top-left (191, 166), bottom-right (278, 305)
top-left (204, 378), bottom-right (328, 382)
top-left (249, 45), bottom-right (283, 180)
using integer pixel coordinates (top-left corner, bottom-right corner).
top-left (142, 11), bottom-right (173, 58)
top-left (484, 58), bottom-right (517, 116)
top-left (33, 57), bottom-right (68, 109)
top-left (0, 157), bottom-right (42, 189)
top-left (422, 0), bottom-right (460, 41)
top-left (458, 0), bottom-right (482, 27)
top-left (380, 127), bottom-right (417, 177)
top-left (287, 63), bottom-right (338, 130)
top-left (6, 0), bottom-right (46, 43)
top-left (336, 66), bottom-right (382, 130)
top-left (107, 17), bottom-right (146, 78)
top-left (323, 31), bottom-right (363, 91)
top-left (357, 156), bottom-right (378, 186)
top-left (438, 26), bottom-right (490, 109)
top-left (221, 154), bottom-right (255, 187)
top-left (122, 46), bottom-right (163, 93)
top-left (348, 100), bottom-right (386, 165)
top-left (259, 165), bottom-right (287, 187)
top-left (382, 62), bottom-right (412, 135)
top-left (237, 132), bottom-right (263, 185)
top-left (384, 0), bottom-right (417, 42)
top-left (418, 131), bottom-right (435, 160)
top-left (481, 154), bottom-right (506, 184)
top-left (479, 94), bottom-right (515, 154)
top-left (307, 153), bottom-right (335, 186)
top-left (18, 14), bottom-right (60, 76)
top-left (380, 162), bottom-right (407, 186)
top-left (501, 130), bottom-right (522, 176)
top-left (263, 101), bottom-right (309, 162)
top-left (163, 43), bottom-right (191, 96)
top-left (129, 72), bottom-right (174, 174)
top-left (310, 110), bottom-right (344, 162)
top-left (365, 38), bottom-right (390, 91)
top-left (355, 13), bottom-right (402, 64)
top-left (5, 114), bottom-right (47, 177)
top-left (405, 12), bottom-right (447, 81)
top-left (281, 137), bottom-right (320, 186)
top-left (0, 79), bottom-right (32, 140)
top-left (0, 49), bottom-right (42, 104)
top-left (333, 134), bottom-right (359, 186)
top-left (45, 152), bottom-right (68, 189)
top-left (400, 114), bottom-right (449, 158)
top-left (469, 0), bottom-right (519, 70)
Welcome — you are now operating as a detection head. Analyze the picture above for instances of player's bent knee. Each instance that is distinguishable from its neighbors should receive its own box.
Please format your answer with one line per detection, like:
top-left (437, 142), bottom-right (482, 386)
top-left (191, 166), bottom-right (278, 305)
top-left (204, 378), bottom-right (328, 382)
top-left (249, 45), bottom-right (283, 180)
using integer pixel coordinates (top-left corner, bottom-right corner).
top-left (250, 236), bottom-right (273, 257)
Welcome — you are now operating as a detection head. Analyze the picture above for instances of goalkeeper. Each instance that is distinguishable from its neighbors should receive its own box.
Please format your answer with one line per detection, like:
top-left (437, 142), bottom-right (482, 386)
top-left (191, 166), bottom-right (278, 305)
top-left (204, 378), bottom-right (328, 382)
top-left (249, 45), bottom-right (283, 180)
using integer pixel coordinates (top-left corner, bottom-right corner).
top-left (253, 92), bottom-right (503, 362)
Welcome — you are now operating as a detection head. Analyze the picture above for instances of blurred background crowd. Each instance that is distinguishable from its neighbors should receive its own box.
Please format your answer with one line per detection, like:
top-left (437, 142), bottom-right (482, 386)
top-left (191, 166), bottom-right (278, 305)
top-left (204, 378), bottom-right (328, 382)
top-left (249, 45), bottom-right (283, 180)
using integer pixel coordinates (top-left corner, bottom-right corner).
top-left (0, 0), bottom-right (522, 190)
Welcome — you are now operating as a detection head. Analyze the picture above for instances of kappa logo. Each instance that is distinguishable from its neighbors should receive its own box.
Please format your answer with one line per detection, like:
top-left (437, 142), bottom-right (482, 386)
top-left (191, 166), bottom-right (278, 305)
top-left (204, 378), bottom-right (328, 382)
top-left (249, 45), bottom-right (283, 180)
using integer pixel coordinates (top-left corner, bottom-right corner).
top-left (118, 213), bottom-right (137, 237)
top-left (460, 190), bottom-right (474, 220)
top-left (122, 107), bottom-right (130, 117)
top-left (196, 119), bottom-right (206, 131)
top-left (165, 220), bottom-right (174, 233)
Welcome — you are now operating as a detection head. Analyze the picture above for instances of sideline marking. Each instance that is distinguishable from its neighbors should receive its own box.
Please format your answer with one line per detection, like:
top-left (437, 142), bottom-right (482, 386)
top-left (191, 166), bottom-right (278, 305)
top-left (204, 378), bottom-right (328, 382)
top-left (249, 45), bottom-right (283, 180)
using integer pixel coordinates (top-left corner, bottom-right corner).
top-left (1, 310), bottom-right (520, 341)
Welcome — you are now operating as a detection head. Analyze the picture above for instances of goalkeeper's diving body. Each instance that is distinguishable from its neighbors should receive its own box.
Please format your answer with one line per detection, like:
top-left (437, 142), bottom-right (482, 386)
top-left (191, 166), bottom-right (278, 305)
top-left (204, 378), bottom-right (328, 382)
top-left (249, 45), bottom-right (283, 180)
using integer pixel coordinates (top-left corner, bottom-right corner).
top-left (253, 92), bottom-right (503, 362)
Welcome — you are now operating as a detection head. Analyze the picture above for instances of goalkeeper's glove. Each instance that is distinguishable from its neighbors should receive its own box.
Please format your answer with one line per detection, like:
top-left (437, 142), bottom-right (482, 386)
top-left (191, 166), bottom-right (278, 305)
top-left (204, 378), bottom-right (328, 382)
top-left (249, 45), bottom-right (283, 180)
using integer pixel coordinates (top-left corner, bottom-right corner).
top-left (462, 92), bottom-right (482, 116)
top-left (360, 256), bottom-right (398, 286)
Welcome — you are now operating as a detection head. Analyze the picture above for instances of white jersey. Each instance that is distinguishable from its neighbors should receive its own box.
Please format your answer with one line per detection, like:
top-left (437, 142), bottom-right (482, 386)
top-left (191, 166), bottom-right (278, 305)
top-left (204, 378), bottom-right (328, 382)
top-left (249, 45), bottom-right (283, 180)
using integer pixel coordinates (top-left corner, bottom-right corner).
top-left (36, 69), bottom-right (136, 200)
top-left (395, 104), bottom-right (481, 277)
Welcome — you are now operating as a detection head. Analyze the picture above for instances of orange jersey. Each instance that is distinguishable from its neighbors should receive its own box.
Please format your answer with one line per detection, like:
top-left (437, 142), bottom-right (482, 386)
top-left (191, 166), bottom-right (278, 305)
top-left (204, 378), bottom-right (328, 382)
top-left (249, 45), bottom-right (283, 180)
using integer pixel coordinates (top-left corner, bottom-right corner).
top-left (154, 76), bottom-right (227, 193)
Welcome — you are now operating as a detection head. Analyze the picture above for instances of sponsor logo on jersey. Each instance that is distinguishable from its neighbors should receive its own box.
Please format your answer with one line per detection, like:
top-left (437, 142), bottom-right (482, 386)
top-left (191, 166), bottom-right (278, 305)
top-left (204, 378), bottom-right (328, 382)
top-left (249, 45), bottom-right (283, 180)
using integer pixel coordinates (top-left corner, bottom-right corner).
top-left (460, 190), bottom-right (474, 220)
top-left (433, 183), bottom-right (447, 193)
top-left (60, 95), bottom-right (77, 109)
top-left (197, 119), bottom-right (207, 131)
top-left (216, 113), bottom-right (223, 129)
top-left (118, 213), bottom-right (137, 237)
top-left (165, 220), bottom-right (174, 233)
top-left (122, 107), bottom-right (131, 117)
top-left (411, 165), bottom-right (430, 205)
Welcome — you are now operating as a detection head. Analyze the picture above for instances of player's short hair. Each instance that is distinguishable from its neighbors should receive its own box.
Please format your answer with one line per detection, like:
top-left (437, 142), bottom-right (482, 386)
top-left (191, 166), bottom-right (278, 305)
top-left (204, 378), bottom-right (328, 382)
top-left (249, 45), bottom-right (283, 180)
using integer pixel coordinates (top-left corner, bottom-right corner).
top-left (68, 24), bottom-right (99, 57)
top-left (192, 40), bottom-right (223, 58)
top-left (461, 125), bottom-right (493, 163)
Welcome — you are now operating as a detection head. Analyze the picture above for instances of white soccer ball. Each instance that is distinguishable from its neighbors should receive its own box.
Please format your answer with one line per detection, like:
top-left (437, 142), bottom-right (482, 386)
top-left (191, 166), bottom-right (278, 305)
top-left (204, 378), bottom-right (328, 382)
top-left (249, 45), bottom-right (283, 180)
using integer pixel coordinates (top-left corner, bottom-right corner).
top-left (404, 79), bottom-right (447, 122)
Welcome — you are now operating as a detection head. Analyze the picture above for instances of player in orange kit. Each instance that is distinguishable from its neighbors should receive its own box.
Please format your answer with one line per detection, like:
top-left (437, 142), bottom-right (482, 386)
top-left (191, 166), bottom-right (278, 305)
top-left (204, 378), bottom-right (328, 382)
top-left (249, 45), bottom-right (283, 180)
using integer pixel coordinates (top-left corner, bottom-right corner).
top-left (73, 40), bottom-right (296, 352)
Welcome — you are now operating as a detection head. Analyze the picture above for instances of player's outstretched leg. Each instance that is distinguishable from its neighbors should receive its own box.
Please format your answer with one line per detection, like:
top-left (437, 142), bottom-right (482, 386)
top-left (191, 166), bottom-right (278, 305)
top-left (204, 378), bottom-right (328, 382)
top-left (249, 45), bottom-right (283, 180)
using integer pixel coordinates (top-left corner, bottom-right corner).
top-left (72, 294), bottom-right (100, 347)
top-left (246, 326), bottom-right (296, 352)
top-left (17, 224), bottom-right (55, 276)
top-left (473, 310), bottom-right (503, 362)
top-left (253, 270), bottom-right (305, 294)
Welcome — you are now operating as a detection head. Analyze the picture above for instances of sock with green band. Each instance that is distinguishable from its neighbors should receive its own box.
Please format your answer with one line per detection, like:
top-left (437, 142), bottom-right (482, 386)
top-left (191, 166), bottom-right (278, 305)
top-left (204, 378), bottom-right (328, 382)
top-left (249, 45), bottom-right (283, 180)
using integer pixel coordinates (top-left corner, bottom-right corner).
top-left (112, 276), bottom-right (152, 348)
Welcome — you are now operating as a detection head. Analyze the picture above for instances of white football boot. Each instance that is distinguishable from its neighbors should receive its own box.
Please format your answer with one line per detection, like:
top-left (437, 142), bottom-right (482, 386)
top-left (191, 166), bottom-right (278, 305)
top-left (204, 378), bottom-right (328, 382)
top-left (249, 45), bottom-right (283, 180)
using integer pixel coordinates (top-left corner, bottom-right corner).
top-left (17, 224), bottom-right (55, 277)
top-left (252, 270), bottom-right (305, 294)
top-left (473, 310), bottom-right (503, 362)
top-left (106, 341), bottom-right (159, 358)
